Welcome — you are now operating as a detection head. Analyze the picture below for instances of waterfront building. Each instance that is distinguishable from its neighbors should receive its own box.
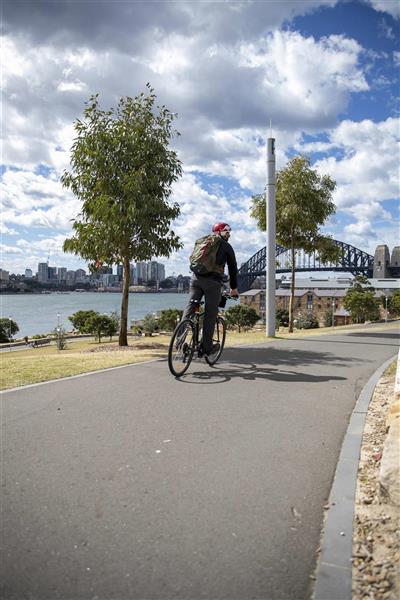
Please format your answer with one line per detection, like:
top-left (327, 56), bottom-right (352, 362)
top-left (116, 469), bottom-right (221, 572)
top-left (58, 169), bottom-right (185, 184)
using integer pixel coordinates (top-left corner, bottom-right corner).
top-left (0, 269), bottom-right (10, 281)
top-left (130, 263), bottom-right (137, 285)
top-left (75, 269), bottom-right (87, 283)
top-left (57, 267), bottom-right (67, 282)
top-left (37, 262), bottom-right (48, 283)
top-left (136, 261), bottom-right (148, 283)
top-left (240, 277), bottom-right (400, 326)
top-left (66, 270), bottom-right (76, 285)
top-left (157, 263), bottom-right (165, 282)
top-left (25, 269), bottom-right (33, 279)
top-left (48, 266), bottom-right (57, 281)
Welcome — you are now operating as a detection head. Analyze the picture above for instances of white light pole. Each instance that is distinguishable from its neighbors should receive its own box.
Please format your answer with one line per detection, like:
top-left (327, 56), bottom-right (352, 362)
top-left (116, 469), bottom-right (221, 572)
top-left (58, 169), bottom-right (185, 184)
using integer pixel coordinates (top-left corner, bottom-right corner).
top-left (9, 316), bottom-right (12, 351)
top-left (385, 296), bottom-right (388, 323)
top-left (57, 312), bottom-right (61, 351)
top-left (265, 137), bottom-right (276, 337)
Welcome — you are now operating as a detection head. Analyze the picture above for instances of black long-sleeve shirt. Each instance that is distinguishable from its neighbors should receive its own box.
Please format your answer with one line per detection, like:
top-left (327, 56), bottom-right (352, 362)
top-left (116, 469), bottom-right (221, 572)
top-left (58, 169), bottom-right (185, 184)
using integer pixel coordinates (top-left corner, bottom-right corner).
top-left (213, 239), bottom-right (238, 289)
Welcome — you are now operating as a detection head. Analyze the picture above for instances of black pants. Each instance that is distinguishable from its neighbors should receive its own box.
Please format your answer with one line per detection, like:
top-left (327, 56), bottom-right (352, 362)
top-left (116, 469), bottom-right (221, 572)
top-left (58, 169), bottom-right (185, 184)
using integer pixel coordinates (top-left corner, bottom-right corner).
top-left (181, 275), bottom-right (222, 354)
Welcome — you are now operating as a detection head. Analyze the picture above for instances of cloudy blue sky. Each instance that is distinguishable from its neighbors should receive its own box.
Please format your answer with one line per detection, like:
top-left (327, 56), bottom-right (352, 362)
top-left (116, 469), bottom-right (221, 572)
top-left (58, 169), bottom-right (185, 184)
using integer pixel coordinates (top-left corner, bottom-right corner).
top-left (1, 0), bottom-right (399, 277)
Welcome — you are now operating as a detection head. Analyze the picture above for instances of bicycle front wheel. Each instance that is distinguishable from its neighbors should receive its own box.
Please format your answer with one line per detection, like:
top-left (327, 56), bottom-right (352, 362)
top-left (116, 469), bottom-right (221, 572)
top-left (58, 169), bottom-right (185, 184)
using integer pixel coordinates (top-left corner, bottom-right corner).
top-left (205, 316), bottom-right (226, 366)
top-left (168, 319), bottom-right (195, 377)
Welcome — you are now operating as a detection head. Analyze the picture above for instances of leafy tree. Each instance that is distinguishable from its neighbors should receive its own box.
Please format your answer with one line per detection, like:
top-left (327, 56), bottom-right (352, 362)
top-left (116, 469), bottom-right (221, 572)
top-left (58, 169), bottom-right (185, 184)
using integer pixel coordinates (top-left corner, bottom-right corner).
top-left (143, 314), bottom-right (159, 336)
top-left (62, 85), bottom-right (182, 346)
top-left (68, 310), bottom-right (99, 334)
top-left (158, 308), bottom-right (183, 331)
top-left (276, 308), bottom-right (289, 327)
top-left (250, 155), bottom-right (339, 333)
top-left (296, 313), bottom-right (319, 329)
top-left (343, 278), bottom-right (380, 323)
top-left (225, 304), bottom-right (260, 333)
top-left (86, 314), bottom-right (116, 343)
top-left (0, 318), bottom-right (19, 342)
top-left (384, 290), bottom-right (400, 317)
top-left (324, 310), bottom-right (333, 327)
top-left (159, 278), bottom-right (174, 289)
top-left (105, 311), bottom-right (119, 341)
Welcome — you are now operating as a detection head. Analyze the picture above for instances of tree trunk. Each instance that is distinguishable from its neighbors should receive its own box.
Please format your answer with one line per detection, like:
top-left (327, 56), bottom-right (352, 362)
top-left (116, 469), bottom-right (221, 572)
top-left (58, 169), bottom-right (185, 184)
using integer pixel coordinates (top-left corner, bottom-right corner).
top-left (288, 245), bottom-right (296, 333)
top-left (119, 256), bottom-right (130, 346)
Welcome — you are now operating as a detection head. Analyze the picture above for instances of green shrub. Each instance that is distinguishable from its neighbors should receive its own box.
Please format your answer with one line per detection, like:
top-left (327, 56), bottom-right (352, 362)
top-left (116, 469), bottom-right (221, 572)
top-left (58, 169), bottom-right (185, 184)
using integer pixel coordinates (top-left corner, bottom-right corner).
top-left (225, 304), bottom-right (260, 333)
top-left (69, 310), bottom-right (99, 333)
top-left (276, 308), bottom-right (289, 327)
top-left (158, 308), bottom-right (183, 331)
top-left (53, 326), bottom-right (68, 350)
top-left (86, 314), bottom-right (117, 343)
top-left (297, 313), bottom-right (320, 329)
top-left (143, 314), bottom-right (159, 336)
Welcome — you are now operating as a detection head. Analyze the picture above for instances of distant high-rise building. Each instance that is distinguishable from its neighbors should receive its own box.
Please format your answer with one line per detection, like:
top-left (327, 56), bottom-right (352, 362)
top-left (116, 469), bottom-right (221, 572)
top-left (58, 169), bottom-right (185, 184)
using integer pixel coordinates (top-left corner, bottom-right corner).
top-left (136, 261), bottom-right (148, 283)
top-left (75, 269), bottom-right (87, 283)
top-left (130, 264), bottom-right (137, 285)
top-left (38, 262), bottom-right (48, 283)
top-left (135, 260), bottom-right (165, 284)
top-left (157, 263), bottom-right (165, 282)
top-left (66, 270), bottom-right (76, 285)
top-left (0, 269), bottom-right (9, 281)
top-left (25, 269), bottom-right (33, 279)
top-left (48, 266), bottom-right (57, 280)
top-left (58, 267), bottom-right (67, 281)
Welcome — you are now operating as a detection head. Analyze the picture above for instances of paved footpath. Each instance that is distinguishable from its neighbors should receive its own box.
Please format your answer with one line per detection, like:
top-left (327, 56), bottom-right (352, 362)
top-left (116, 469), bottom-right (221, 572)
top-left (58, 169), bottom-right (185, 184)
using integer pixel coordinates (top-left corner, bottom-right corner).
top-left (2, 324), bottom-right (399, 600)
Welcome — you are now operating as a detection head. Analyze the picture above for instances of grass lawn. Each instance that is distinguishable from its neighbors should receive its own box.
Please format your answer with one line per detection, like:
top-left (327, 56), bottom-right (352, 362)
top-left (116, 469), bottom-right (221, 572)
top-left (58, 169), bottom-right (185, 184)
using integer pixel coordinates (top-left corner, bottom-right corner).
top-left (2, 321), bottom-right (397, 391)
top-left (1, 337), bottom-right (170, 391)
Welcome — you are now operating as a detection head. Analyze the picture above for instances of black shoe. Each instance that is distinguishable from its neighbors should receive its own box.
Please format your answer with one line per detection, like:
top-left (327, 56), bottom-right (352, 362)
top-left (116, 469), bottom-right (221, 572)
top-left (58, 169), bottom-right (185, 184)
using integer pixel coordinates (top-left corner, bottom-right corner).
top-left (204, 343), bottom-right (220, 356)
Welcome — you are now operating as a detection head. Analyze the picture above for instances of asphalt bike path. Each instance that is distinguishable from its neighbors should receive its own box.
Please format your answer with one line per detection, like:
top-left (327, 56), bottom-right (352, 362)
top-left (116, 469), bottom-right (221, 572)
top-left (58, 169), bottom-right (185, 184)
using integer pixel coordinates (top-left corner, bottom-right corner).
top-left (2, 324), bottom-right (399, 599)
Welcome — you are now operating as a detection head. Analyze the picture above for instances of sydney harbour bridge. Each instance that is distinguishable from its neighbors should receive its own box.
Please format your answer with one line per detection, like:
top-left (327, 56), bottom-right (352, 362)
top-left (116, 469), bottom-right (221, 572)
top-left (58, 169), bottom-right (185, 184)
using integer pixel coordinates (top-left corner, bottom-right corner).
top-left (237, 239), bottom-right (399, 293)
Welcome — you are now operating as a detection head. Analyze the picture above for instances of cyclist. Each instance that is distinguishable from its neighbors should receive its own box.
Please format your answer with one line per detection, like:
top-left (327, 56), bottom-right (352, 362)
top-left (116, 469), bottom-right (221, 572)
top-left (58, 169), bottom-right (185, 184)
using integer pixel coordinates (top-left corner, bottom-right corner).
top-left (181, 222), bottom-right (239, 356)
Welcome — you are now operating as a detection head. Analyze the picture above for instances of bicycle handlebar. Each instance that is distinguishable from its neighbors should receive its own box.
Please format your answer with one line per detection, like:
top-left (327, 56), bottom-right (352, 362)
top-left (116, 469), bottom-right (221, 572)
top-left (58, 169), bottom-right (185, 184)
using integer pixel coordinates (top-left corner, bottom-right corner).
top-left (221, 292), bottom-right (239, 300)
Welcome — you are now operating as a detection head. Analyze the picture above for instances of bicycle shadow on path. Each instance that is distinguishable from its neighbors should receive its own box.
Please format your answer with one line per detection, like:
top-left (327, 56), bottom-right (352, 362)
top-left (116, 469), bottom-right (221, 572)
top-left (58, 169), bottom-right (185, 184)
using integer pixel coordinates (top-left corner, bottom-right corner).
top-left (176, 345), bottom-right (359, 385)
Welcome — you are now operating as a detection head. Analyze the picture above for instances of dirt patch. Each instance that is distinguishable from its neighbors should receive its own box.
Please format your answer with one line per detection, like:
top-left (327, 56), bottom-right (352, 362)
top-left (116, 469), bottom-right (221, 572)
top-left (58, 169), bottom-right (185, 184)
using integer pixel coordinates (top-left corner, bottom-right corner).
top-left (84, 342), bottom-right (167, 353)
top-left (352, 370), bottom-right (400, 599)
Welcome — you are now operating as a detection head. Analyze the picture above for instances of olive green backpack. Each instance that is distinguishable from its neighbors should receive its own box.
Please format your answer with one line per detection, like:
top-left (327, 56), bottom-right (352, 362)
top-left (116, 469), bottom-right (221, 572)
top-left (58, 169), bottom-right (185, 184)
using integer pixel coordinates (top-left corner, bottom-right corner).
top-left (189, 234), bottom-right (224, 276)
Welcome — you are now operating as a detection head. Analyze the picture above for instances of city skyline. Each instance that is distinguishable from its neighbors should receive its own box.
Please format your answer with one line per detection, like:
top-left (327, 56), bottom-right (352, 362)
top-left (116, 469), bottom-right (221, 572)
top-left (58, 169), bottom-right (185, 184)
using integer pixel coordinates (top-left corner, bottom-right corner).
top-left (2, 0), bottom-right (399, 275)
top-left (1, 259), bottom-right (171, 280)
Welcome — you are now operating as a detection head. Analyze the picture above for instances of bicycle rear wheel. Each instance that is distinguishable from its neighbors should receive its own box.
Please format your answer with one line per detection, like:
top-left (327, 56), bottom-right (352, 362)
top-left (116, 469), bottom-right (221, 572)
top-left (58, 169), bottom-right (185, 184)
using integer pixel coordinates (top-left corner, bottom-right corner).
top-left (168, 319), bottom-right (195, 377)
top-left (205, 316), bottom-right (226, 366)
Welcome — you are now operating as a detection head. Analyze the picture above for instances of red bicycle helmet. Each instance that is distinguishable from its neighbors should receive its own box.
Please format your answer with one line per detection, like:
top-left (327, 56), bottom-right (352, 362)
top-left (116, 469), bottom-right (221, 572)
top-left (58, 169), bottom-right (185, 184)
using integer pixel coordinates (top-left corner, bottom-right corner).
top-left (212, 223), bottom-right (231, 234)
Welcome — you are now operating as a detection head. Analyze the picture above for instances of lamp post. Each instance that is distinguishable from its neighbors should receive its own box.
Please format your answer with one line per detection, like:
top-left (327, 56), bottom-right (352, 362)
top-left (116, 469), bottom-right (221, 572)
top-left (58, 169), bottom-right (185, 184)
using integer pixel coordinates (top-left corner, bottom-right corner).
top-left (385, 296), bottom-right (388, 323)
top-left (57, 312), bottom-right (61, 351)
top-left (265, 136), bottom-right (276, 337)
top-left (331, 296), bottom-right (335, 328)
top-left (9, 316), bottom-right (12, 351)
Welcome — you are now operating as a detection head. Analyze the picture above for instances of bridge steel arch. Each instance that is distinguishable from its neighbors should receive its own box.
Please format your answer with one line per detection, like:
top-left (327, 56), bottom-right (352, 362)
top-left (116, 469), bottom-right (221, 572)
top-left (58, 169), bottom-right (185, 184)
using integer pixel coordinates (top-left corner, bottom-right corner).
top-left (237, 239), bottom-right (374, 292)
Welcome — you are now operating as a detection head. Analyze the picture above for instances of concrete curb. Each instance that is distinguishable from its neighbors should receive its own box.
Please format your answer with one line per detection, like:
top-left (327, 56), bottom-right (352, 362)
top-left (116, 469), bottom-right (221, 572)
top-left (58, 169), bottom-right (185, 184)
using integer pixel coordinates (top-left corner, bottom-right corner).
top-left (313, 353), bottom-right (398, 600)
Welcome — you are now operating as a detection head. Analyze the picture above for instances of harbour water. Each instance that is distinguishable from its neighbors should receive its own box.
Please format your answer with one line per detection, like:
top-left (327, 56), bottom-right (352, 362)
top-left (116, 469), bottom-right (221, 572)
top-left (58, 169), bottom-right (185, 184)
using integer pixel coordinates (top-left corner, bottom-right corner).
top-left (1, 292), bottom-right (191, 338)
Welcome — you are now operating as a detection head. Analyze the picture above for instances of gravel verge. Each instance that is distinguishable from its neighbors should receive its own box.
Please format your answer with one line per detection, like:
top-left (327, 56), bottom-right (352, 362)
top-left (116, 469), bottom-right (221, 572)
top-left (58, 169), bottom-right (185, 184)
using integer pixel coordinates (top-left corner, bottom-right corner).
top-left (352, 364), bottom-right (400, 600)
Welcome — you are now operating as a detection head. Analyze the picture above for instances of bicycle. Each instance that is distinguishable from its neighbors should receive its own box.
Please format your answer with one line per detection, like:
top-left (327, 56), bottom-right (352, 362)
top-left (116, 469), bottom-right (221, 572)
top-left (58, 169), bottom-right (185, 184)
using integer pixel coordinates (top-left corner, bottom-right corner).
top-left (167, 293), bottom-right (235, 377)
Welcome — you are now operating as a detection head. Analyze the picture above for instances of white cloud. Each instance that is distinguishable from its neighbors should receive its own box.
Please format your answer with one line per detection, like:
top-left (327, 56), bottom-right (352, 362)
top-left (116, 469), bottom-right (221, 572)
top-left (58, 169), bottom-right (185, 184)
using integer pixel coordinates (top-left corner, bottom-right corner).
top-left (312, 117), bottom-right (399, 253)
top-left (314, 117), bottom-right (399, 207)
top-left (368, 0), bottom-right (400, 19)
top-left (0, 224), bottom-right (18, 235)
top-left (1, 1), bottom-right (398, 274)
